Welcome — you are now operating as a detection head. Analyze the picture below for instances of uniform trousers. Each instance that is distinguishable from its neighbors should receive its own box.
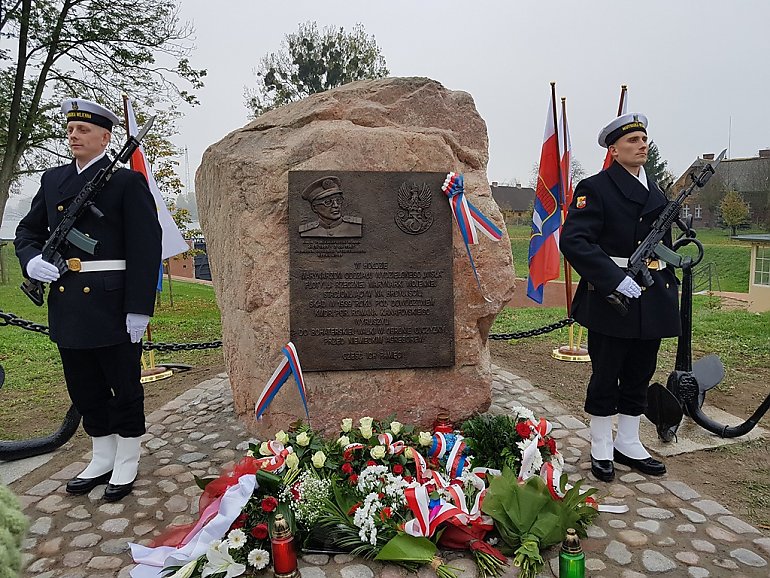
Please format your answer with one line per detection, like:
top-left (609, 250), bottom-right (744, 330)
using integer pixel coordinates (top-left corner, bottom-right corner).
top-left (585, 330), bottom-right (661, 417)
top-left (58, 342), bottom-right (145, 438)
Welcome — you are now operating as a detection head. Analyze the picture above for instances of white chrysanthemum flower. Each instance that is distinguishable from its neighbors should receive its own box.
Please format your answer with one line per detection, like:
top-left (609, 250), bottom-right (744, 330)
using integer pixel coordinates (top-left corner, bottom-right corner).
top-left (511, 405), bottom-right (536, 422)
top-left (227, 528), bottom-right (246, 549)
top-left (248, 548), bottom-right (270, 570)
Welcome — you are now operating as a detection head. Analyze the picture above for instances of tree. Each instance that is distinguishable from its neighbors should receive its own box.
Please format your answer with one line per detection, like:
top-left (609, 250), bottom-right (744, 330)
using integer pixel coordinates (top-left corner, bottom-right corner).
top-left (528, 157), bottom-right (585, 193)
top-left (175, 191), bottom-right (198, 221)
top-left (0, 0), bottom-right (206, 227)
top-left (719, 189), bottom-right (750, 235)
top-left (644, 142), bottom-right (674, 187)
top-left (245, 21), bottom-right (388, 117)
top-left (570, 157), bottom-right (585, 187)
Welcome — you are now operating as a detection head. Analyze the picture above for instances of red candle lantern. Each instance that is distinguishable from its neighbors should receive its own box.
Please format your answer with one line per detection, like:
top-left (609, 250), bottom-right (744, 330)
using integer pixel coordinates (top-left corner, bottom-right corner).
top-left (271, 514), bottom-right (299, 578)
top-left (432, 409), bottom-right (454, 433)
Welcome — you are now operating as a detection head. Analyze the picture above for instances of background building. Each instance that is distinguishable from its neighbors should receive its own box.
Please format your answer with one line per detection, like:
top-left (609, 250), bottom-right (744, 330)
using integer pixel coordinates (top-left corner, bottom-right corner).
top-left (673, 151), bottom-right (770, 229)
top-left (490, 182), bottom-right (535, 226)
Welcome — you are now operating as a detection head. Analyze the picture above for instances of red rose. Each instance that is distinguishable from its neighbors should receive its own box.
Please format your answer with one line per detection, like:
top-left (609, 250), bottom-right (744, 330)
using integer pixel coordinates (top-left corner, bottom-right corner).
top-left (403, 475), bottom-right (413, 483)
top-left (349, 474), bottom-right (359, 485)
top-left (341, 462), bottom-right (354, 474)
top-left (261, 496), bottom-right (279, 512)
top-left (546, 438), bottom-right (558, 455)
top-left (392, 464), bottom-right (404, 475)
top-left (367, 460), bottom-right (377, 467)
top-left (343, 449), bottom-right (354, 461)
top-left (377, 492), bottom-right (385, 499)
top-left (516, 422), bottom-right (531, 438)
top-left (251, 523), bottom-right (269, 540)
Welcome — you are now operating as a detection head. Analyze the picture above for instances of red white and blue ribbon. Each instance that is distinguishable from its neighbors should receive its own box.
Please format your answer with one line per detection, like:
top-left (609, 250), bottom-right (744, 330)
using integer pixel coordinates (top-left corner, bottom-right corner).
top-left (403, 483), bottom-right (493, 538)
top-left (254, 342), bottom-right (309, 421)
top-left (404, 485), bottom-right (467, 538)
top-left (441, 172), bottom-right (503, 297)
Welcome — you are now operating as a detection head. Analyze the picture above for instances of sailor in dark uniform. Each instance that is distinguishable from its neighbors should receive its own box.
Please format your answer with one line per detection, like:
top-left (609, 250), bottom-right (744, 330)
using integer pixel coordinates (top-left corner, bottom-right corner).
top-left (15, 98), bottom-right (161, 501)
top-left (299, 176), bottom-right (362, 237)
top-left (560, 113), bottom-right (679, 482)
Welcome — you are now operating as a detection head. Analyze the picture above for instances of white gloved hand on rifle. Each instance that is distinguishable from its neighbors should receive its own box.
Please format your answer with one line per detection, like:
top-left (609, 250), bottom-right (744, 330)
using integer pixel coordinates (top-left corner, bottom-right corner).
top-left (26, 254), bottom-right (60, 283)
top-left (126, 313), bottom-right (150, 343)
top-left (616, 276), bottom-right (642, 298)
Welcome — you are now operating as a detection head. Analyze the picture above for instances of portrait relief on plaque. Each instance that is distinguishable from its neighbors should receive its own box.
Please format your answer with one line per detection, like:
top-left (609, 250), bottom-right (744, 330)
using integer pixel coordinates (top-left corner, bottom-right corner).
top-left (394, 182), bottom-right (434, 235)
top-left (298, 175), bottom-right (363, 238)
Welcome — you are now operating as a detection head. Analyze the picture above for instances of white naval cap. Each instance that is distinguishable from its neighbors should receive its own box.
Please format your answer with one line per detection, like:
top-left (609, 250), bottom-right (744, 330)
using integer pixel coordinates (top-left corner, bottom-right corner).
top-left (598, 112), bottom-right (648, 148)
top-left (61, 98), bottom-right (120, 131)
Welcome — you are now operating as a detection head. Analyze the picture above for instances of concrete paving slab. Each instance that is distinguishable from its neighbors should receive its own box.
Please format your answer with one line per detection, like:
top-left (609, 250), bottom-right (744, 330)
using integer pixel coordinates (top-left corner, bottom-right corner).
top-left (0, 452), bottom-right (56, 484)
top-left (641, 405), bottom-right (768, 457)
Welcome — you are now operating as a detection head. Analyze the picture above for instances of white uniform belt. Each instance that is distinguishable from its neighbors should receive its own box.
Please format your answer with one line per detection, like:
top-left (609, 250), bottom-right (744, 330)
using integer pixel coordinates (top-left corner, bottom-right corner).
top-left (609, 255), bottom-right (665, 270)
top-left (67, 258), bottom-right (126, 273)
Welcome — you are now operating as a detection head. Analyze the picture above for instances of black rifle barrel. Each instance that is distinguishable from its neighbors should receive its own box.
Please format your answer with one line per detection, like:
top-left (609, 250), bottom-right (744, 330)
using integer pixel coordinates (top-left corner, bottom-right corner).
top-left (608, 149), bottom-right (727, 316)
top-left (20, 117), bottom-right (156, 306)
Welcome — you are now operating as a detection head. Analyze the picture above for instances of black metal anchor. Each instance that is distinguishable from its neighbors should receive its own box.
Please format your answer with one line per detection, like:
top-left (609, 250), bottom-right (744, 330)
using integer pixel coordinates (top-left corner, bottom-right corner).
top-left (645, 234), bottom-right (770, 441)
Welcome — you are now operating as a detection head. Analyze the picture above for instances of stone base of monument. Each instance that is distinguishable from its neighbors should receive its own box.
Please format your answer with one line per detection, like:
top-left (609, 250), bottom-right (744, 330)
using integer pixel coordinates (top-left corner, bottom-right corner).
top-left (639, 404), bottom-right (768, 457)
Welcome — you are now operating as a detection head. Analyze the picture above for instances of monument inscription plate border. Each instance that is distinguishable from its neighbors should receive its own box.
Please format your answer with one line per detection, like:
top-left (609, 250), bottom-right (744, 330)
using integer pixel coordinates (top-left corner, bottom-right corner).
top-left (289, 171), bottom-right (455, 372)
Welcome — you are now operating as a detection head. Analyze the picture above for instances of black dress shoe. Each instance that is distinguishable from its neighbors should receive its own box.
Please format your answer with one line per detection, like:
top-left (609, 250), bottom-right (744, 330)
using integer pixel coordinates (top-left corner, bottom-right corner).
top-left (590, 456), bottom-right (615, 482)
top-left (103, 481), bottom-right (134, 502)
top-left (65, 471), bottom-right (112, 495)
top-left (614, 449), bottom-right (666, 476)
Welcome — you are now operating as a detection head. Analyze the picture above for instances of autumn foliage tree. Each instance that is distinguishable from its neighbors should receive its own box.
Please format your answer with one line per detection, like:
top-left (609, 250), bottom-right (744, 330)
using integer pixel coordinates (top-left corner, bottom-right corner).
top-left (0, 0), bottom-right (205, 227)
top-left (719, 189), bottom-right (750, 235)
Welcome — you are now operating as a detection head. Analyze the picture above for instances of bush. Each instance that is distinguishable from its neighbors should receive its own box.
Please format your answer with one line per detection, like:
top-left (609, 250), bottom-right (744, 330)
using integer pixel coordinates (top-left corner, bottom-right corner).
top-left (0, 484), bottom-right (28, 578)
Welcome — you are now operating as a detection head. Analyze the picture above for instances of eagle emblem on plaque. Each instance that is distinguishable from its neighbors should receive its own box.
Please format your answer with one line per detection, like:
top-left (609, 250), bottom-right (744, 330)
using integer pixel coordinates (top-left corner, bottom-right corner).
top-left (395, 182), bottom-right (433, 235)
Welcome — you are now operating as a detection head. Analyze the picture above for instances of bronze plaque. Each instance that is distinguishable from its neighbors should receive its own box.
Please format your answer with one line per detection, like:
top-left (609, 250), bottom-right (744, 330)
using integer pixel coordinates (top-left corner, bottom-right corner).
top-left (289, 171), bottom-right (455, 371)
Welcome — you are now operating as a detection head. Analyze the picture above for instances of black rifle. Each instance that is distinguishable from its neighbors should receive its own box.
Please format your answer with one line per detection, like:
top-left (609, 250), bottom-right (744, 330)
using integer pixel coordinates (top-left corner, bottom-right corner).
top-left (607, 148), bottom-right (726, 316)
top-left (21, 117), bottom-right (155, 306)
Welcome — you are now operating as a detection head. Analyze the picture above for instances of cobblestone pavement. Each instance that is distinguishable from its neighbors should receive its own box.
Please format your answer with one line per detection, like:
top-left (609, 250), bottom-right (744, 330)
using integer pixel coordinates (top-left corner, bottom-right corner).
top-left (12, 366), bottom-right (770, 578)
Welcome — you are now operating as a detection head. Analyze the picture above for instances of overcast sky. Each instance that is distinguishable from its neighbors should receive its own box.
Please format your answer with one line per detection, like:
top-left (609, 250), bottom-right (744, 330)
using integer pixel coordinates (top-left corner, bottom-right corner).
top-left (169, 0), bottom-right (769, 190)
top-left (4, 0), bottom-right (770, 225)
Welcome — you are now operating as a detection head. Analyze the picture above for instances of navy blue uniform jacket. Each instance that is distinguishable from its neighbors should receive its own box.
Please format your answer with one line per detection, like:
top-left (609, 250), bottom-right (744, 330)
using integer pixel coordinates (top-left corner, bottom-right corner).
top-left (559, 161), bottom-right (681, 340)
top-left (15, 156), bottom-right (162, 348)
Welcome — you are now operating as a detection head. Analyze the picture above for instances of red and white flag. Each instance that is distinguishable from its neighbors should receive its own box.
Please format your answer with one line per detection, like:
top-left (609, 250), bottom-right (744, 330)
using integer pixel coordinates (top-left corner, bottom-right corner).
top-left (602, 85), bottom-right (628, 170)
top-left (124, 98), bottom-right (188, 260)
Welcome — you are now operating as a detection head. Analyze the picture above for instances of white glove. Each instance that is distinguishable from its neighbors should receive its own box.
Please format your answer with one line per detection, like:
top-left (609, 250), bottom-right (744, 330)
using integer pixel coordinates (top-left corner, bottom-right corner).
top-left (616, 276), bottom-right (642, 298)
top-left (126, 313), bottom-right (150, 343)
top-left (26, 254), bottom-right (61, 282)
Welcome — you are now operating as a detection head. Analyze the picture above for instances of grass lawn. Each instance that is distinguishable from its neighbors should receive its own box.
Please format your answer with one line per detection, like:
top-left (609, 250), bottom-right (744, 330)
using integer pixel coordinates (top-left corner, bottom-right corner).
top-left (0, 243), bottom-right (223, 439)
top-left (507, 224), bottom-right (761, 292)
top-left (490, 299), bottom-right (770, 389)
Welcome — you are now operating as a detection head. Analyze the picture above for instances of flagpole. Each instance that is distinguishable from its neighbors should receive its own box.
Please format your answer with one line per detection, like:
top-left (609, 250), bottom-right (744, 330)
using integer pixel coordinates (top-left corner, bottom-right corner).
top-left (560, 97), bottom-right (574, 320)
top-left (548, 83), bottom-right (568, 322)
top-left (552, 94), bottom-right (589, 363)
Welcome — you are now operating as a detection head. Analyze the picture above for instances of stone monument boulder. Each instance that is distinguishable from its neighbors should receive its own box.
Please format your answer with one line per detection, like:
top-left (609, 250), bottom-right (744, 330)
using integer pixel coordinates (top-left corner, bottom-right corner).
top-left (196, 77), bottom-right (516, 435)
